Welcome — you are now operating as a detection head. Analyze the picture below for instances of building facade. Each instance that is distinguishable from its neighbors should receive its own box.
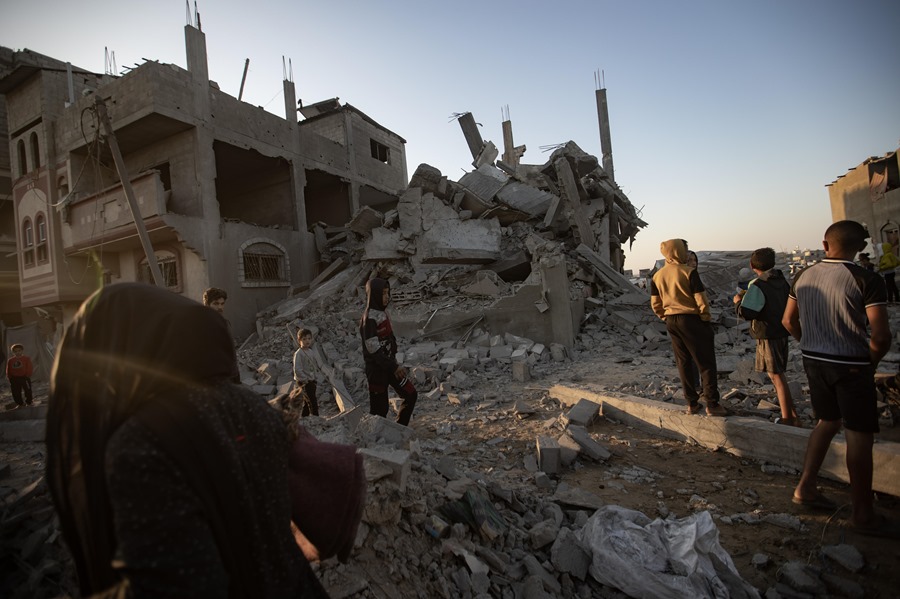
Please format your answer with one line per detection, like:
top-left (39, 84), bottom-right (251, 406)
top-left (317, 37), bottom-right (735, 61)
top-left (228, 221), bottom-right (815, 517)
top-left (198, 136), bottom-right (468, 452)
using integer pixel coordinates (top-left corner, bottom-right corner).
top-left (0, 24), bottom-right (407, 339)
top-left (827, 149), bottom-right (900, 249)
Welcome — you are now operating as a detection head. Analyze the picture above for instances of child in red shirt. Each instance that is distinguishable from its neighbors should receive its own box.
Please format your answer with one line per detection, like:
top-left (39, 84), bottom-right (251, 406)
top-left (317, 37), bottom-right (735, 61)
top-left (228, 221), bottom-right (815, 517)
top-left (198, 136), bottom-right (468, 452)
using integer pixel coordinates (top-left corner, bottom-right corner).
top-left (7, 343), bottom-right (34, 407)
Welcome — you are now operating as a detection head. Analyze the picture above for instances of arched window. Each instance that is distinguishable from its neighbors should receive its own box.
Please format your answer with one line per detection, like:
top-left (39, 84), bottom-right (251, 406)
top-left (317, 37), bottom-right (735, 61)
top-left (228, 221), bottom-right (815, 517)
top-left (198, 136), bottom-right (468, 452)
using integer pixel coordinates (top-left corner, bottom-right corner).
top-left (17, 139), bottom-right (27, 177)
top-left (30, 131), bottom-right (41, 170)
top-left (240, 239), bottom-right (289, 287)
top-left (22, 218), bottom-right (34, 267)
top-left (35, 214), bottom-right (48, 263)
top-left (138, 249), bottom-right (180, 290)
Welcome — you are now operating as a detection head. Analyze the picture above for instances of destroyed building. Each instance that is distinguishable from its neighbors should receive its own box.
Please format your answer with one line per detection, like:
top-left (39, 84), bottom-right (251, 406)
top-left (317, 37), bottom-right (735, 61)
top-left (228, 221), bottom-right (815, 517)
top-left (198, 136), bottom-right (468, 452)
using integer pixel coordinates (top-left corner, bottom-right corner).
top-left (0, 21), bottom-right (407, 339)
top-left (828, 148), bottom-right (900, 250)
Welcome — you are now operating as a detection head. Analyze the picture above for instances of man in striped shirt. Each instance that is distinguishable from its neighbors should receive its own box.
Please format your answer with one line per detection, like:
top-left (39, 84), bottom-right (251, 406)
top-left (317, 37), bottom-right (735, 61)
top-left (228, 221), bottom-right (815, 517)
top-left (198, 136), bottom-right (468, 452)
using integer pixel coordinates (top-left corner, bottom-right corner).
top-left (783, 220), bottom-right (893, 536)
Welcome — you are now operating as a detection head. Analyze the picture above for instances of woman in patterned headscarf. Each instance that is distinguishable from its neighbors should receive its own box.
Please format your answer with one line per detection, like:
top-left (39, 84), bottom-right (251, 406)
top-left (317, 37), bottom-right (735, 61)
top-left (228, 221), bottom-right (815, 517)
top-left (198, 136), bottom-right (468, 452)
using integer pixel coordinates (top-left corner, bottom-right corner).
top-left (46, 283), bottom-right (329, 598)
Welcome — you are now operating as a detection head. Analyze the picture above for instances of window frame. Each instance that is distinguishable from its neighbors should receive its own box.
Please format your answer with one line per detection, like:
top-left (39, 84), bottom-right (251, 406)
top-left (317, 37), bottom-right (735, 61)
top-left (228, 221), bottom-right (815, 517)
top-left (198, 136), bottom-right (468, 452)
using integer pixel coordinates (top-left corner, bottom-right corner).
top-left (239, 239), bottom-right (290, 288)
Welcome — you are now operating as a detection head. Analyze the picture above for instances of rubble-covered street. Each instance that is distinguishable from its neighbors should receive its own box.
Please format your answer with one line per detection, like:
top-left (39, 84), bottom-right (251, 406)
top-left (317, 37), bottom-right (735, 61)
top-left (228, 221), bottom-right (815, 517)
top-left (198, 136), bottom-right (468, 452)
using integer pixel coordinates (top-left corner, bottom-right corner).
top-left (3, 140), bottom-right (900, 598)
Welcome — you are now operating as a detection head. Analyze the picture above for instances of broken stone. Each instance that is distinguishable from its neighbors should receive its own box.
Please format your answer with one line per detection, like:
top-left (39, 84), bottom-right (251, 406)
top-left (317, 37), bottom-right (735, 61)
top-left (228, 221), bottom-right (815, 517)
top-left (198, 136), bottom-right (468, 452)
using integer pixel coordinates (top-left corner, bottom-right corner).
top-left (821, 544), bottom-right (864, 573)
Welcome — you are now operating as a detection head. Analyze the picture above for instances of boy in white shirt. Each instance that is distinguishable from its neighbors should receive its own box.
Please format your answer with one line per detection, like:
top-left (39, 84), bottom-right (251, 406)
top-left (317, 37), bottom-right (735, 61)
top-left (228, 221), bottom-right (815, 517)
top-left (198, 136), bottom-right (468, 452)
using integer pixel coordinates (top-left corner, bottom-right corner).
top-left (292, 329), bottom-right (325, 417)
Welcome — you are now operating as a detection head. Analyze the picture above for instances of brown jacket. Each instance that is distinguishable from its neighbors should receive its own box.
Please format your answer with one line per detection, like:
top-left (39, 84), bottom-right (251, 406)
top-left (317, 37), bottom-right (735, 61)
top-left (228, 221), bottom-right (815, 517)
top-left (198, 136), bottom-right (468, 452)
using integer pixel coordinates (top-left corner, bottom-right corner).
top-left (650, 239), bottom-right (711, 321)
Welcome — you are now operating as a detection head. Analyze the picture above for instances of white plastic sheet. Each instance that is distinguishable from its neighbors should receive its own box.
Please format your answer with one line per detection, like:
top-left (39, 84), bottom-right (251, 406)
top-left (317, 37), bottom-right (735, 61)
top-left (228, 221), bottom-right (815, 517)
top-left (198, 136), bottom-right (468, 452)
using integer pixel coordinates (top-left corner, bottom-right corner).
top-left (577, 505), bottom-right (760, 599)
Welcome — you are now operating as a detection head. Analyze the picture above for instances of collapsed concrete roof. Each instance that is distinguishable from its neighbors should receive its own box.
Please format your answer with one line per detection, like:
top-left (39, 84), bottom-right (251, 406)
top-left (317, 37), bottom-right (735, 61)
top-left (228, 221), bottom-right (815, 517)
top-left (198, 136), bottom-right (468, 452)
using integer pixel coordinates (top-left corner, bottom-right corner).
top-left (259, 140), bottom-right (648, 352)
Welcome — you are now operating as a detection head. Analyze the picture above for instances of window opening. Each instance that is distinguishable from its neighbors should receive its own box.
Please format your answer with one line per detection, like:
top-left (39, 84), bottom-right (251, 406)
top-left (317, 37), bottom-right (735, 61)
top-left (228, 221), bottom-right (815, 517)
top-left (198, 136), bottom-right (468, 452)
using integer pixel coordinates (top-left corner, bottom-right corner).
top-left (30, 131), bottom-right (41, 170)
top-left (370, 139), bottom-right (390, 163)
top-left (36, 214), bottom-right (48, 262)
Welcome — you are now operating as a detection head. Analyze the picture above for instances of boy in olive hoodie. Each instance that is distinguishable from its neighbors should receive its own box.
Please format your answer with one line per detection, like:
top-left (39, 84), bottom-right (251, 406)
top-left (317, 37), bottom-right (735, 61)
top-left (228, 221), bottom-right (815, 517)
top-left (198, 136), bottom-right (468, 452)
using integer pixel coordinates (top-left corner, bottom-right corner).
top-left (650, 239), bottom-right (726, 416)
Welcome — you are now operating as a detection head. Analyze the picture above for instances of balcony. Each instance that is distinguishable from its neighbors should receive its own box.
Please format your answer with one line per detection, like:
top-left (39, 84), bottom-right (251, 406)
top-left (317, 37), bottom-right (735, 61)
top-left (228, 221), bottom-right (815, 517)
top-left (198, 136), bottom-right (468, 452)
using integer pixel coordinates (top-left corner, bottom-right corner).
top-left (64, 170), bottom-right (170, 252)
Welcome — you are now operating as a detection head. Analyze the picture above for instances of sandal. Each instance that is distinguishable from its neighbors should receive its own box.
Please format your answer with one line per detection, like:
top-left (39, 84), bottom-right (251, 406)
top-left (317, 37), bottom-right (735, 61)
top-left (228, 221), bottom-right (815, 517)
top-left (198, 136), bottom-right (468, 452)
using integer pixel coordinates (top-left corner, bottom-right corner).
top-left (791, 492), bottom-right (838, 511)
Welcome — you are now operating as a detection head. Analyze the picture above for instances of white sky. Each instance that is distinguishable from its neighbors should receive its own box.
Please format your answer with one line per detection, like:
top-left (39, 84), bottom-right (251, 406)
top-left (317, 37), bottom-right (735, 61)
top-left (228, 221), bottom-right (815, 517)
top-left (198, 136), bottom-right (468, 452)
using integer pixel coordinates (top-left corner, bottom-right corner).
top-left (3, 0), bottom-right (899, 270)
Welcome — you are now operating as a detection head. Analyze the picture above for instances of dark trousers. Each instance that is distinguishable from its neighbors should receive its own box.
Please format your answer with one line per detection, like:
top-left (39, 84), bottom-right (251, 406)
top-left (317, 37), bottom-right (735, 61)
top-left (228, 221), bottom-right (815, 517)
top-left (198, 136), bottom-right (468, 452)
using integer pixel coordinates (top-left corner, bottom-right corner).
top-left (666, 314), bottom-right (720, 405)
top-left (299, 381), bottom-right (319, 417)
top-left (366, 366), bottom-right (417, 426)
top-left (885, 272), bottom-right (899, 302)
top-left (10, 376), bottom-right (33, 406)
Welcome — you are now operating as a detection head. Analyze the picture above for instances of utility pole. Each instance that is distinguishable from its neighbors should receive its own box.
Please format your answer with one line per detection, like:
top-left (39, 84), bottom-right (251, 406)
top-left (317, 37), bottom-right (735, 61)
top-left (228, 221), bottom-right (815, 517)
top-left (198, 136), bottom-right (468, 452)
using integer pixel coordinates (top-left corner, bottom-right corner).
top-left (94, 96), bottom-right (164, 286)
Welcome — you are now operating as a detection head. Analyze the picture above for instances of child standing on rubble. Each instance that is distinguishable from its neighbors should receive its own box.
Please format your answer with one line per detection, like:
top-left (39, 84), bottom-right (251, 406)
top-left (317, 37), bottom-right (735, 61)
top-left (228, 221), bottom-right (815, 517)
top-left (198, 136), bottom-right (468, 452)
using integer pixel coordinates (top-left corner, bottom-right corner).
top-left (360, 277), bottom-right (417, 426)
top-left (6, 343), bottom-right (34, 407)
top-left (733, 247), bottom-right (799, 426)
top-left (292, 328), bottom-right (326, 417)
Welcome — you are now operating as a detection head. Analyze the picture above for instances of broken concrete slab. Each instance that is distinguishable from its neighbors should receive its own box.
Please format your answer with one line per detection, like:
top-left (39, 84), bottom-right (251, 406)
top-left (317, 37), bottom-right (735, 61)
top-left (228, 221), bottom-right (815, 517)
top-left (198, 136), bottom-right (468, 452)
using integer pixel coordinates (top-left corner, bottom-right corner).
top-left (458, 164), bottom-right (507, 202)
top-left (549, 384), bottom-right (900, 497)
top-left (417, 219), bottom-right (502, 265)
top-left (364, 228), bottom-right (407, 261)
top-left (347, 206), bottom-right (384, 236)
top-left (566, 424), bottom-right (611, 461)
top-left (563, 398), bottom-right (600, 427)
top-left (496, 181), bottom-right (555, 218)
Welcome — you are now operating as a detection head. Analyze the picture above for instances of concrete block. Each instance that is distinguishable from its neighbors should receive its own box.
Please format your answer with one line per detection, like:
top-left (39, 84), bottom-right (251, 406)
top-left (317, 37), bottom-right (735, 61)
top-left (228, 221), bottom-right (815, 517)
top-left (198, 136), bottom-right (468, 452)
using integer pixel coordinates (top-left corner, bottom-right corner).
top-left (566, 425), bottom-right (611, 461)
top-left (424, 387), bottom-right (442, 401)
top-left (556, 433), bottom-right (580, 466)
top-left (565, 399), bottom-right (600, 427)
top-left (441, 348), bottom-right (471, 360)
top-left (364, 228), bottom-right (406, 260)
top-left (0, 405), bottom-right (47, 422)
top-left (490, 345), bottom-right (513, 360)
top-left (504, 333), bottom-right (536, 350)
top-left (359, 447), bottom-right (410, 492)
top-left (357, 414), bottom-right (414, 448)
top-left (439, 357), bottom-right (460, 369)
top-left (0, 420), bottom-right (45, 443)
top-left (550, 527), bottom-right (590, 581)
top-left (550, 344), bottom-right (568, 362)
top-left (510, 348), bottom-right (528, 361)
top-left (512, 361), bottom-right (531, 382)
top-left (331, 404), bottom-right (365, 432)
top-left (536, 436), bottom-right (561, 475)
top-left (252, 384), bottom-right (276, 396)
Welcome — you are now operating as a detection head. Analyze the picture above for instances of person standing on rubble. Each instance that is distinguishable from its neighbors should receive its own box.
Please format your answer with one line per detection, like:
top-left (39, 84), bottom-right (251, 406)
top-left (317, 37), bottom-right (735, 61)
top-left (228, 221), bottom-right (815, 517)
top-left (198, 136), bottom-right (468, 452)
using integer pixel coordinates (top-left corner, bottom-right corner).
top-left (360, 277), bottom-right (417, 426)
top-left (876, 242), bottom-right (900, 302)
top-left (650, 239), bottom-right (726, 417)
top-left (733, 247), bottom-right (799, 426)
top-left (783, 220), bottom-right (899, 537)
top-left (46, 283), bottom-right (330, 597)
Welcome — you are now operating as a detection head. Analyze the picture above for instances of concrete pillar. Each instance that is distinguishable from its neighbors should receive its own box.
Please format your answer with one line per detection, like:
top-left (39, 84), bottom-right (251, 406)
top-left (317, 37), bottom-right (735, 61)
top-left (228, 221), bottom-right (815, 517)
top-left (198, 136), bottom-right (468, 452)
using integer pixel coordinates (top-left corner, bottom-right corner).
top-left (343, 110), bottom-right (359, 215)
top-left (184, 26), bottom-right (209, 84)
top-left (502, 119), bottom-right (515, 166)
top-left (457, 112), bottom-right (484, 161)
top-left (595, 88), bottom-right (614, 183)
top-left (283, 79), bottom-right (297, 123)
top-left (541, 254), bottom-right (575, 350)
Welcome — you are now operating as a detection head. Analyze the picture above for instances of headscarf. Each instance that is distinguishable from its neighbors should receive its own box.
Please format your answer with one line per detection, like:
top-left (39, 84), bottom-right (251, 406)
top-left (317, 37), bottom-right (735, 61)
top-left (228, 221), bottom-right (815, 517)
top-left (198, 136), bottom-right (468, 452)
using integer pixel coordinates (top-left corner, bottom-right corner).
top-left (45, 283), bottom-right (292, 596)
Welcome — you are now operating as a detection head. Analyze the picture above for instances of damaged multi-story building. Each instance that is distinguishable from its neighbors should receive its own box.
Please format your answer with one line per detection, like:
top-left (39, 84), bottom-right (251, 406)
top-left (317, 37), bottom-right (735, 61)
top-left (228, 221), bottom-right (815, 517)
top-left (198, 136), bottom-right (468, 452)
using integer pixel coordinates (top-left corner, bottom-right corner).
top-left (2, 14), bottom-right (648, 362)
top-left (0, 20), bottom-right (407, 339)
top-left (828, 148), bottom-right (900, 248)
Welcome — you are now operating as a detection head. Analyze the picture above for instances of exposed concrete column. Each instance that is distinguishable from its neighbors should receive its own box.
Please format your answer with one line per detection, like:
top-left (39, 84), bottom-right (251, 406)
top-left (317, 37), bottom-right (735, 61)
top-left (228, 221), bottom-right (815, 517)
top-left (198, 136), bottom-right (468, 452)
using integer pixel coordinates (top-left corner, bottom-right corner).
top-left (184, 25), bottom-right (209, 84)
top-left (595, 88), bottom-right (614, 183)
top-left (343, 110), bottom-right (360, 215)
top-left (541, 254), bottom-right (575, 350)
top-left (283, 79), bottom-right (297, 124)
top-left (457, 112), bottom-right (484, 161)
